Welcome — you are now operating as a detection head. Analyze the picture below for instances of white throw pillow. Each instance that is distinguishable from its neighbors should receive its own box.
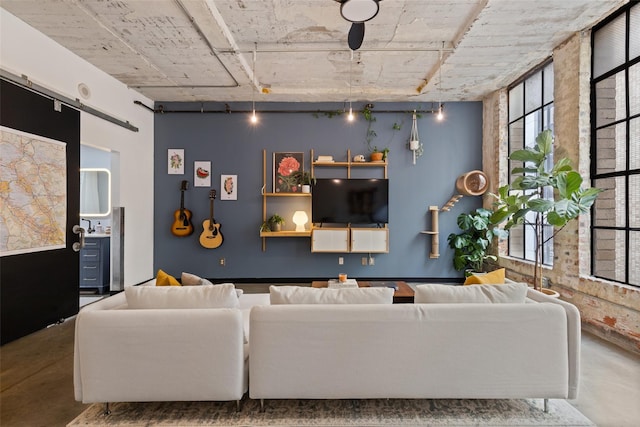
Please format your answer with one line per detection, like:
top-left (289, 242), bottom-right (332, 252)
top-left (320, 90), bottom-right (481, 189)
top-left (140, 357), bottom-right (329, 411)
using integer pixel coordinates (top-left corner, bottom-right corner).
top-left (125, 283), bottom-right (240, 309)
top-left (414, 282), bottom-right (528, 304)
top-left (181, 271), bottom-right (202, 286)
top-left (269, 285), bottom-right (393, 304)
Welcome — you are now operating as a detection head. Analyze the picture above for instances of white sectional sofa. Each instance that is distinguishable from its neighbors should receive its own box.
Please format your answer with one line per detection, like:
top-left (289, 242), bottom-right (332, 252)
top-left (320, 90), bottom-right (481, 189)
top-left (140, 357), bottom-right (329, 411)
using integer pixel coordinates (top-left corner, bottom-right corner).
top-left (73, 283), bottom-right (254, 412)
top-left (74, 282), bottom-right (580, 413)
top-left (249, 287), bottom-right (580, 410)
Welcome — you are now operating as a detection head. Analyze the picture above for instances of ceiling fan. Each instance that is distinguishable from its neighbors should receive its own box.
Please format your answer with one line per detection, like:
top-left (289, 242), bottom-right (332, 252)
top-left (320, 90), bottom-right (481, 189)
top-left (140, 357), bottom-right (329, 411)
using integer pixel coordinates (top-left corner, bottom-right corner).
top-left (335, 0), bottom-right (381, 50)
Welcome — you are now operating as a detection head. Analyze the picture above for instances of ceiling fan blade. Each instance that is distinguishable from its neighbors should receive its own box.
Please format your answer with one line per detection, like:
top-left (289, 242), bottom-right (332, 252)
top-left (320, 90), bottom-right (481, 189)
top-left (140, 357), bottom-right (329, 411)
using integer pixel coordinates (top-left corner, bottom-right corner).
top-left (348, 22), bottom-right (365, 50)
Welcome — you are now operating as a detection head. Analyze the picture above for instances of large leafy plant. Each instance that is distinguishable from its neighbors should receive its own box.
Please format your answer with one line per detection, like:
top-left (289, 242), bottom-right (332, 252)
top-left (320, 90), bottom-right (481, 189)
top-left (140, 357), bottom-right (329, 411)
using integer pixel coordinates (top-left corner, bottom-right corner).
top-left (491, 130), bottom-right (601, 289)
top-left (448, 208), bottom-right (508, 272)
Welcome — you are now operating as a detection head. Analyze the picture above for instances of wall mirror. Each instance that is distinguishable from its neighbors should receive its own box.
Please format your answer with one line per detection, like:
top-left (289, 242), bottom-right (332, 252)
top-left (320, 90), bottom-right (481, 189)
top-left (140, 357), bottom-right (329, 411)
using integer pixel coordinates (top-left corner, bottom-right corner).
top-left (80, 168), bottom-right (111, 217)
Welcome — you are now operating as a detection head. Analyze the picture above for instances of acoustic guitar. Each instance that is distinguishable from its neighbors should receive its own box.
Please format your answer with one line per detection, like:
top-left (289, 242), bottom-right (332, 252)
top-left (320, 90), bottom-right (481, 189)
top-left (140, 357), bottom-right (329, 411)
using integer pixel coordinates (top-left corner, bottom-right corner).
top-left (199, 189), bottom-right (223, 248)
top-left (171, 180), bottom-right (194, 237)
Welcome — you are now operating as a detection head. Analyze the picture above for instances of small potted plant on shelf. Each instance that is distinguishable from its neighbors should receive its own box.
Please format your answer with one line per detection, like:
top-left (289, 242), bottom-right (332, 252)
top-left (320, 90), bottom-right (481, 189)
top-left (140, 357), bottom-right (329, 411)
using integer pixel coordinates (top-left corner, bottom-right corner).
top-left (291, 170), bottom-right (316, 193)
top-left (260, 221), bottom-right (271, 233)
top-left (447, 208), bottom-right (508, 275)
top-left (268, 213), bottom-right (285, 232)
top-left (370, 146), bottom-right (389, 162)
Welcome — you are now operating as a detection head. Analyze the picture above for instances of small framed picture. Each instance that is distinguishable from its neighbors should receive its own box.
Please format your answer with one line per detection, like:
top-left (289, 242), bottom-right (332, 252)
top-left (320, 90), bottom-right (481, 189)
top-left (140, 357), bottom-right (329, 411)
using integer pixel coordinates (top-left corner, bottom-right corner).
top-left (194, 161), bottom-right (211, 187)
top-left (168, 149), bottom-right (184, 174)
top-left (221, 174), bottom-right (237, 200)
top-left (273, 152), bottom-right (304, 193)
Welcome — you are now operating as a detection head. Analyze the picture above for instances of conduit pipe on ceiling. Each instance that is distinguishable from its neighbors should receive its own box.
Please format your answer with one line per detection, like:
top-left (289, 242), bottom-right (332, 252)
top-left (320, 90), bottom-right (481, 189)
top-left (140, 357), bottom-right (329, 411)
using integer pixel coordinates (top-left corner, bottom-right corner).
top-left (175, 0), bottom-right (239, 88)
top-left (415, 0), bottom-right (488, 94)
top-left (134, 101), bottom-right (443, 116)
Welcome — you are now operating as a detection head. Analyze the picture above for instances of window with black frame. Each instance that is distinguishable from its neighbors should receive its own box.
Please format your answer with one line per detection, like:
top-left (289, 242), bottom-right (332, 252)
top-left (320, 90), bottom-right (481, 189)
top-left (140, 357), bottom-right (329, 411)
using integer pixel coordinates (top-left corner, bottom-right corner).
top-left (507, 61), bottom-right (555, 266)
top-left (591, 2), bottom-right (639, 287)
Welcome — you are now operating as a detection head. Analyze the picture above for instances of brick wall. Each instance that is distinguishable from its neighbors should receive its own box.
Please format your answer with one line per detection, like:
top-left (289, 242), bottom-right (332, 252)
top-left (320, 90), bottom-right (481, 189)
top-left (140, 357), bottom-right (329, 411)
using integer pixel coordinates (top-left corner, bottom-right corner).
top-left (483, 32), bottom-right (640, 355)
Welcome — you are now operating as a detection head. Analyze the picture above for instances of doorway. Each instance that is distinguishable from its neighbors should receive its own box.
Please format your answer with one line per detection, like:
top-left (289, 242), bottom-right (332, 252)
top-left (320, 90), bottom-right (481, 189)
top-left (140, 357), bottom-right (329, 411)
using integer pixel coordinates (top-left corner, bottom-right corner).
top-left (79, 144), bottom-right (121, 307)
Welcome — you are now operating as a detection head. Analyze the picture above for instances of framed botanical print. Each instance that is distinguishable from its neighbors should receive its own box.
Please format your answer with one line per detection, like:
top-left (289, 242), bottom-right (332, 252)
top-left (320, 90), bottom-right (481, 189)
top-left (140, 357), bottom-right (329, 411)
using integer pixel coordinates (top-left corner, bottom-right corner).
top-left (273, 152), bottom-right (304, 193)
top-left (168, 149), bottom-right (184, 174)
top-left (194, 161), bottom-right (211, 187)
top-left (221, 174), bottom-right (237, 200)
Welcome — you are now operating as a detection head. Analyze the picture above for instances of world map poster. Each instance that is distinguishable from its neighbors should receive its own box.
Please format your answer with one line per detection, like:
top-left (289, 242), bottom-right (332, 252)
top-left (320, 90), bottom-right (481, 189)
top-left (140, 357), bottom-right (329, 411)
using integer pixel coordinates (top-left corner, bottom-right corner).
top-left (0, 126), bottom-right (67, 256)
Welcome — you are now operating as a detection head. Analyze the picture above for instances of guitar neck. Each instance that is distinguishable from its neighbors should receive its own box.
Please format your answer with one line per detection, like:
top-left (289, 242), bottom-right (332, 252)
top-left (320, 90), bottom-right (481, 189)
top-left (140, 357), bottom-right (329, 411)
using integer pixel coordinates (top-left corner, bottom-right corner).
top-left (180, 190), bottom-right (185, 213)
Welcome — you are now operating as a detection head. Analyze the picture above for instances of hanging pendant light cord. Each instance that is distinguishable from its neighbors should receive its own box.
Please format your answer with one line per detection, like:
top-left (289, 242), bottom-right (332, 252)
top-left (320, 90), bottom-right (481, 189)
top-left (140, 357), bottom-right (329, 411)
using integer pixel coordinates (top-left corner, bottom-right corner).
top-left (251, 42), bottom-right (257, 123)
top-left (348, 50), bottom-right (354, 121)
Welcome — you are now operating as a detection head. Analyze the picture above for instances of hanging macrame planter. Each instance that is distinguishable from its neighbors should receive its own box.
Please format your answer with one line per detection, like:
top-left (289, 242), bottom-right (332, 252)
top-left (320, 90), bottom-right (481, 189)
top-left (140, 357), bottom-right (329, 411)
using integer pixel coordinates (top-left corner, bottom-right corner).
top-left (409, 110), bottom-right (421, 165)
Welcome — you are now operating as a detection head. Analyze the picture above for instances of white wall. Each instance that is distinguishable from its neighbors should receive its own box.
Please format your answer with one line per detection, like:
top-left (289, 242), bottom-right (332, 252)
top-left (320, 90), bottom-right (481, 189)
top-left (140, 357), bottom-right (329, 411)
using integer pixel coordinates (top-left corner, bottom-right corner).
top-left (1, 8), bottom-right (155, 286)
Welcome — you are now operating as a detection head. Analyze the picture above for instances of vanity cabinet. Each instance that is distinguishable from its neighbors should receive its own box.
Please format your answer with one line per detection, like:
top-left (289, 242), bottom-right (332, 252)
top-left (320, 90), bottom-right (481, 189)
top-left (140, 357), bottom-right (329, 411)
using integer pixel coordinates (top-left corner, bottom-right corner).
top-left (80, 236), bottom-right (110, 294)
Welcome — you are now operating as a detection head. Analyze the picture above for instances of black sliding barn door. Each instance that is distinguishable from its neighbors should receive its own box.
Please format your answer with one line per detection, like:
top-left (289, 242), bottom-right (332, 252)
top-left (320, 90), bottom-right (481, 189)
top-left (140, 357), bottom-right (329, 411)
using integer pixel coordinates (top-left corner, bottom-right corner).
top-left (1, 80), bottom-right (80, 345)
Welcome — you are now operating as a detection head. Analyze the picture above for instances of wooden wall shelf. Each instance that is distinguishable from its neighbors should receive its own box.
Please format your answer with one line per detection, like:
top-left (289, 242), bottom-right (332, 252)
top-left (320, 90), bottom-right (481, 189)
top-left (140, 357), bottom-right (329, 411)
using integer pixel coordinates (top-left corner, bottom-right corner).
top-left (261, 149), bottom-right (312, 251)
top-left (260, 231), bottom-right (312, 238)
top-left (311, 149), bottom-right (387, 179)
top-left (261, 148), bottom-right (388, 251)
top-left (263, 193), bottom-right (311, 197)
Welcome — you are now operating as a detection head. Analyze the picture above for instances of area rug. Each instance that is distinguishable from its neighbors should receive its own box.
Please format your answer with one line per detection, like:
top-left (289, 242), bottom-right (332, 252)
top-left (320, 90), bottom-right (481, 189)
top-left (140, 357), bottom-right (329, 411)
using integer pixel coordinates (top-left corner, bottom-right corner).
top-left (67, 398), bottom-right (594, 426)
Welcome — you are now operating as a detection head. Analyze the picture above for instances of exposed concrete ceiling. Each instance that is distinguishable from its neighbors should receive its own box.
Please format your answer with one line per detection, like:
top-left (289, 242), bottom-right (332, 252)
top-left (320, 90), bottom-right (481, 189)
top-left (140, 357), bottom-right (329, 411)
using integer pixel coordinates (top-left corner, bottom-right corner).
top-left (1, 0), bottom-right (626, 103)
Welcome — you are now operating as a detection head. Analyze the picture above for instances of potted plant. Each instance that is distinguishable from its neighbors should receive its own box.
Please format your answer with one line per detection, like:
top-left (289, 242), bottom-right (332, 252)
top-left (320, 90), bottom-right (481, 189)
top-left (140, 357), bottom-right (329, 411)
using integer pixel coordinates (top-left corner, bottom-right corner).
top-left (491, 129), bottom-right (601, 292)
top-left (260, 221), bottom-right (271, 233)
top-left (447, 208), bottom-right (508, 274)
top-left (370, 146), bottom-right (389, 162)
top-left (268, 213), bottom-right (285, 232)
top-left (291, 170), bottom-right (315, 193)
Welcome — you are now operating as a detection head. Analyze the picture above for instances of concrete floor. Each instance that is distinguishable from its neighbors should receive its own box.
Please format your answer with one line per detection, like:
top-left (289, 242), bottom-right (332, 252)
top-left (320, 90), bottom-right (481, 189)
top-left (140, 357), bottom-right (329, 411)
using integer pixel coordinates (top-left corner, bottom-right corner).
top-left (1, 290), bottom-right (639, 427)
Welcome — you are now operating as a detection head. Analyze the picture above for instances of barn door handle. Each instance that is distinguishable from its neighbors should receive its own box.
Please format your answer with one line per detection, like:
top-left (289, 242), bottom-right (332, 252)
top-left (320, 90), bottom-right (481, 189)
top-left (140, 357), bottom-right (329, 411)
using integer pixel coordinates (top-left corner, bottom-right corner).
top-left (72, 225), bottom-right (85, 252)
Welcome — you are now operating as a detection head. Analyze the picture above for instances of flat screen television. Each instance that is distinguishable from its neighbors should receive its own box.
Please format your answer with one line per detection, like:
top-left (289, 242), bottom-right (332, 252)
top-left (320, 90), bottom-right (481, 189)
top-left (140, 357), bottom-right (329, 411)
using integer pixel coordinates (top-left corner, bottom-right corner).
top-left (312, 178), bottom-right (389, 225)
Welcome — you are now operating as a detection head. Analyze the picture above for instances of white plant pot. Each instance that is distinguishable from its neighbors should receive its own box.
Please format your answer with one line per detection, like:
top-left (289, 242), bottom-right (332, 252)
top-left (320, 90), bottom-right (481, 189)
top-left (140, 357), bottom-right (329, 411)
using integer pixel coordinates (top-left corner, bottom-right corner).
top-left (409, 139), bottom-right (420, 150)
top-left (302, 185), bottom-right (311, 193)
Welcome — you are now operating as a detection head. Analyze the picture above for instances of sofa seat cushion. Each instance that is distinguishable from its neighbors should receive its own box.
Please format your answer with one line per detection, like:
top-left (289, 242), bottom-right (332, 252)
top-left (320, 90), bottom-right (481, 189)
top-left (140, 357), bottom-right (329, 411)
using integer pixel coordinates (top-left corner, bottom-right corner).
top-left (125, 283), bottom-right (239, 309)
top-left (270, 285), bottom-right (393, 304)
top-left (415, 282), bottom-right (528, 304)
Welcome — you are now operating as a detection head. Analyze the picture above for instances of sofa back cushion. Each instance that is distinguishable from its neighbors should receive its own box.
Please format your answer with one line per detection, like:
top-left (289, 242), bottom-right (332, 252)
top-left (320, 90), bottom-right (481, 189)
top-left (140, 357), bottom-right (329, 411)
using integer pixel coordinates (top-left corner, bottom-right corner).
top-left (270, 285), bottom-right (393, 304)
top-left (414, 282), bottom-right (528, 304)
top-left (125, 283), bottom-right (239, 309)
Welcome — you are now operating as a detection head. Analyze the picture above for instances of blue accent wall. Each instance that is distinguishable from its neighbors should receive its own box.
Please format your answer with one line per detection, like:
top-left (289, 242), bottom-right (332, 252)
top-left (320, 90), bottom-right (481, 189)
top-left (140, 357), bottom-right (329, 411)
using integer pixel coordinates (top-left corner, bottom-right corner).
top-left (154, 101), bottom-right (482, 281)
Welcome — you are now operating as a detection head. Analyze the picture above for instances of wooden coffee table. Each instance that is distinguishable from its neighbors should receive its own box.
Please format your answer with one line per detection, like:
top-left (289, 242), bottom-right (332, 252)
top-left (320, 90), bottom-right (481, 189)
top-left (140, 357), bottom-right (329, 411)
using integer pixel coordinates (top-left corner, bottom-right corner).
top-left (311, 280), bottom-right (414, 304)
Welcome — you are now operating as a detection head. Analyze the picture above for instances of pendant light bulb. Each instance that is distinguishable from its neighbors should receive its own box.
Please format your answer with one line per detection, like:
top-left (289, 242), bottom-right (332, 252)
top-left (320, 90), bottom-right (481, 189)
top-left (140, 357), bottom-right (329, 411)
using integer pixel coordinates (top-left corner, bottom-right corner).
top-left (348, 106), bottom-right (354, 122)
top-left (437, 104), bottom-right (444, 121)
top-left (251, 108), bottom-right (258, 124)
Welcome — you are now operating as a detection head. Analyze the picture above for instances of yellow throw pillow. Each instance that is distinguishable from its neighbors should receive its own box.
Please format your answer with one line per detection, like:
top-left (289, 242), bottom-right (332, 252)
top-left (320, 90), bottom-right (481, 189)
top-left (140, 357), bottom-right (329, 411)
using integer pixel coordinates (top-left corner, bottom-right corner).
top-left (463, 268), bottom-right (505, 285)
top-left (156, 269), bottom-right (181, 286)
